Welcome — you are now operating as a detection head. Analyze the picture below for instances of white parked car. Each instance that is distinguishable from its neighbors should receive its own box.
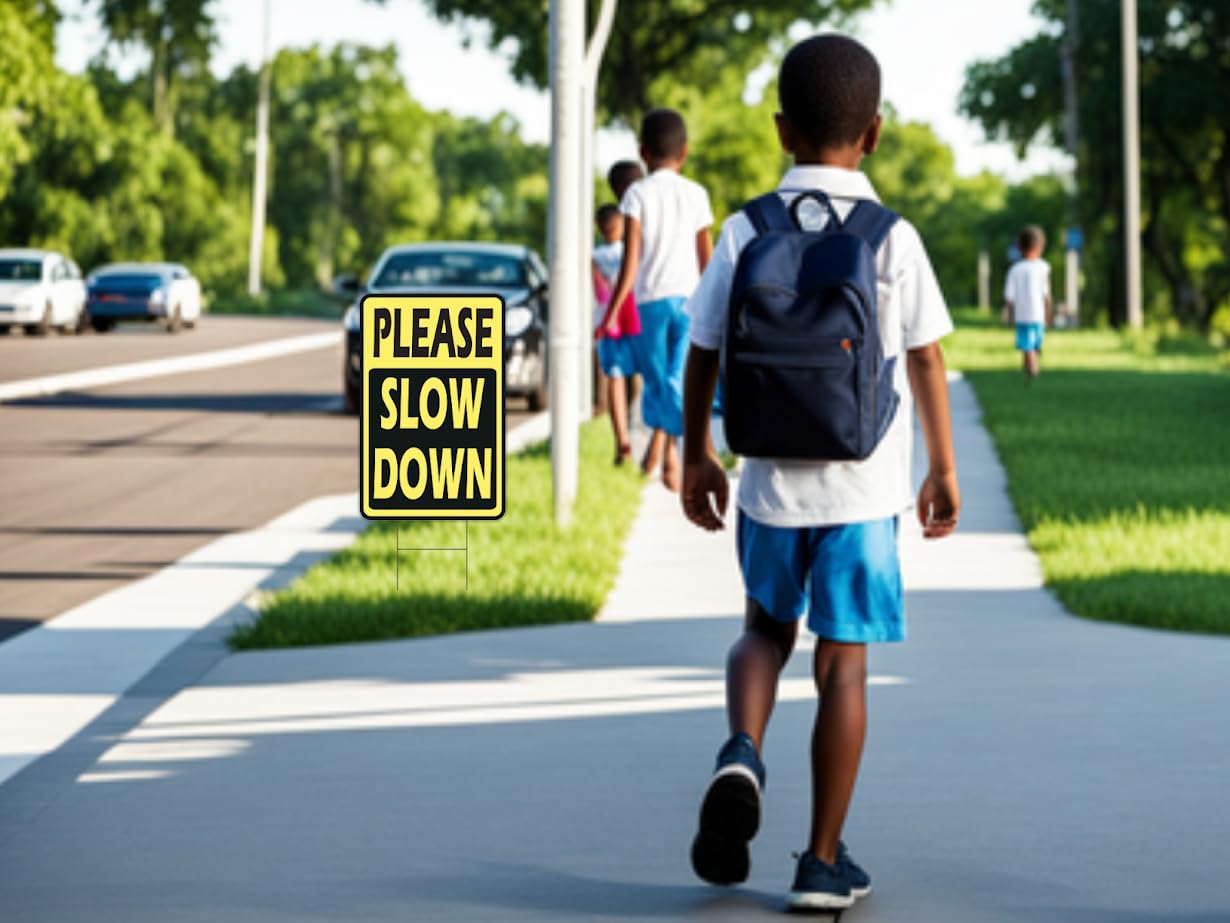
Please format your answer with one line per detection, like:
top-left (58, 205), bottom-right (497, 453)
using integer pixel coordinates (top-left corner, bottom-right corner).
top-left (0, 248), bottom-right (88, 335)
top-left (85, 262), bottom-right (202, 333)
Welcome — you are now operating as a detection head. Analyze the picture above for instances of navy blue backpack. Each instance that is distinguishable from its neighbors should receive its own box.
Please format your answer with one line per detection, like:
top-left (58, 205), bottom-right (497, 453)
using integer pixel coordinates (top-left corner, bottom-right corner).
top-left (721, 190), bottom-right (899, 460)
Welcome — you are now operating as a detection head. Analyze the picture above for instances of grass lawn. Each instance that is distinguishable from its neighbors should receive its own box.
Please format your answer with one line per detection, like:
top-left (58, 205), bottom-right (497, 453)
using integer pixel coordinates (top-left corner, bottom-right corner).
top-left (207, 288), bottom-right (345, 319)
top-left (945, 307), bottom-right (1230, 634)
top-left (230, 420), bottom-right (645, 649)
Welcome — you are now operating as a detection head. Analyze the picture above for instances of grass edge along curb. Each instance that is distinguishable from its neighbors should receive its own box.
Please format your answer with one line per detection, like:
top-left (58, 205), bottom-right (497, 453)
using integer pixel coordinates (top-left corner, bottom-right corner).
top-left (945, 307), bottom-right (1230, 636)
top-left (229, 419), bottom-right (645, 650)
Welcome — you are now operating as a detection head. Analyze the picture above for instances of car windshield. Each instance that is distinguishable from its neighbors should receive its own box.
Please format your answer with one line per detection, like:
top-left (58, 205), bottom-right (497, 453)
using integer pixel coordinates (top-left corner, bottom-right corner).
top-left (0, 259), bottom-right (42, 282)
top-left (373, 251), bottom-right (526, 288)
top-left (92, 273), bottom-right (164, 290)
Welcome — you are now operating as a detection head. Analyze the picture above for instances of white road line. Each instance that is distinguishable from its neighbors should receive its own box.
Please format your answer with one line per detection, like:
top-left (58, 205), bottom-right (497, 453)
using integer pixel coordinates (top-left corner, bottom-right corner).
top-left (0, 331), bottom-right (341, 403)
top-left (0, 492), bottom-right (364, 789)
top-left (0, 412), bottom-right (548, 789)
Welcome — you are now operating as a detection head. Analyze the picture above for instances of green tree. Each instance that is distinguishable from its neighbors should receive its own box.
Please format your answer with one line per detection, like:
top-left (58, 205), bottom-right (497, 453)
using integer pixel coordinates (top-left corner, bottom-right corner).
top-left (93, 0), bottom-right (218, 133)
top-left (384, 0), bottom-right (879, 123)
top-left (960, 0), bottom-right (1230, 329)
top-left (430, 111), bottom-right (549, 249)
top-left (266, 44), bottom-right (441, 286)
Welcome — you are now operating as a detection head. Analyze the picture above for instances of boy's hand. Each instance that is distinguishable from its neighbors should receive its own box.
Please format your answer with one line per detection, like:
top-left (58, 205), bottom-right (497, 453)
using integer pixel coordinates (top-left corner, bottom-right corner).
top-left (917, 469), bottom-right (960, 539)
top-left (682, 456), bottom-right (728, 531)
top-left (603, 315), bottom-right (621, 338)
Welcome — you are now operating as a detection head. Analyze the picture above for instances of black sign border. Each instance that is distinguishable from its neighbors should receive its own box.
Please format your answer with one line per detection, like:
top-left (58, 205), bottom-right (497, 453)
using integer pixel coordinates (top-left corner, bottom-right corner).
top-left (358, 291), bottom-right (507, 522)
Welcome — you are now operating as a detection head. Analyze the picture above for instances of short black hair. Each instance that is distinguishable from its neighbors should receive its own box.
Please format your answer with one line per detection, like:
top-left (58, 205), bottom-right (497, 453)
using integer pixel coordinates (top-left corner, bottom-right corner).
top-left (1018, 225), bottom-right (1046, 253)
top-left (778, 34), bottom-right (881, 150)
top-left (639, 108), bottom-right (688, 161)
top-left (607, 160), bottom-right (644, 199)
top-left (595, 203), bottom-right (621, 229)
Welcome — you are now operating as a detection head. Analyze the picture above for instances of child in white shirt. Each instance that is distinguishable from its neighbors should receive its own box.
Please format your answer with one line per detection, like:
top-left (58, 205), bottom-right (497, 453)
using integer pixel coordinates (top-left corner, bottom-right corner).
top-left (680, 33), bottom-right (960, 911)
top-left (1003, 226), bottom-right (1052, 382)
top-left (600, 109), bottom-right (713, 491)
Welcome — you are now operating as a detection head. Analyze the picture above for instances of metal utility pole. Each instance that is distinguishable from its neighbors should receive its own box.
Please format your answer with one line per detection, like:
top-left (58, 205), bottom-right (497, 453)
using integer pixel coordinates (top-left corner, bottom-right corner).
top-left (977, 249), bottom-right (990, 310)
top-left (1122, 0), bottom-right (1143, 329)
top-left (576, 0), bottom-right (618, 419)
top-left (1061, 0), bottom-right (1081, 324)
top-left (246, 0), bottom-right (272, 297)
top-left (548, 0), bottom-right (584, 526)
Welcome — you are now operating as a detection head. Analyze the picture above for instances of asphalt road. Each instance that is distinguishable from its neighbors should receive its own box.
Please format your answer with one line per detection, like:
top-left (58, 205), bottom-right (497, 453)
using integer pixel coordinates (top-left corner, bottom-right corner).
top-left (0, 315), bottom-right (529, 642)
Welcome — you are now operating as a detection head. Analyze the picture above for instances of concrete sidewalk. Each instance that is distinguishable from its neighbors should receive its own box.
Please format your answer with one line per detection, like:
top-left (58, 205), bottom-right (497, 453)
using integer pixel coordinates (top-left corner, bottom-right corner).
top-left (1, 381), bottom-right (1228, 922)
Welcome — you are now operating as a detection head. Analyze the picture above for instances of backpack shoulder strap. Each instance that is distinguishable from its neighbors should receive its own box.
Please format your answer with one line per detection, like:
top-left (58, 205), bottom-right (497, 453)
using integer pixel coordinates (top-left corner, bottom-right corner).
top-left (742, 193), bottom-right (796, 235)
top-left (840, 200), bottom-right (899, 251)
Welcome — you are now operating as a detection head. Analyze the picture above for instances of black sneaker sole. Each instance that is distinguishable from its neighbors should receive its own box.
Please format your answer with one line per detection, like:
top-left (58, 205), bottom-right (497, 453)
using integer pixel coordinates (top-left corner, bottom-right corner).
top-left (690, 769), bottom-right (761, 886)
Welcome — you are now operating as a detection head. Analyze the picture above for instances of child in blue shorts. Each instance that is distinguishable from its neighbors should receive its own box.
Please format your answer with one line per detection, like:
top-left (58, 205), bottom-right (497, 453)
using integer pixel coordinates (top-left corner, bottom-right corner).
top-left (592, 204), bottom-right (639, 464)
top-left (601, 109), bottom-right (713, 492)
top-left (1003, 225), bottom-right (1052, 383)
top-left (680, 34), bottom-right (961, 911)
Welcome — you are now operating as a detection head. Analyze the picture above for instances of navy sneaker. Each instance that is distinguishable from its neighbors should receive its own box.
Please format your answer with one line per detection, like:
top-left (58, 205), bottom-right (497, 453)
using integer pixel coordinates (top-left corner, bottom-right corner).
top-left (787, 850), bottom-right (855, 911)
top-left (837, 841), bottom-right (871, 898)
top-left (690, 733), bottom-right (765, 885)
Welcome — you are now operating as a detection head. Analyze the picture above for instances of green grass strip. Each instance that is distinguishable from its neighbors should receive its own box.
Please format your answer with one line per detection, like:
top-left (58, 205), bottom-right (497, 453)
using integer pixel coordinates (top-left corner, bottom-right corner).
top-left (946, 308), bottom-right (1230, 634)
top-left (230, 420), bottom-right (644, 649)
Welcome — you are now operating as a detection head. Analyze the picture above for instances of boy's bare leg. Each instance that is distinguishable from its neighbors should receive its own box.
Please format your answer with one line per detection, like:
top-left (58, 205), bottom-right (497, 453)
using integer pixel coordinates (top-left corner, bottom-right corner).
top-left (662, 435), bottom-right (681, 491)
top-left (808, 640), bottom-right (868, 864)
top-left (608, 376), bottom-right (632, 463)
top-left (727, 600), bottom-right (797, 750)
top-left (594, 350), bottom-right (609, 415)
top-left (642, 428), bottom-right (666, 476)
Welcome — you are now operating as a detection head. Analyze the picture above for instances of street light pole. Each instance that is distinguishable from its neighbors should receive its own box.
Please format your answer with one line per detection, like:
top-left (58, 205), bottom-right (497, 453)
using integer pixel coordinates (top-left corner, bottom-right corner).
top-left (1061, 0), bottom-right (1081, 324)
top-left (548, 0), bottom-right (584, 526)
top-left (1122, 0), bottom-right (1143, 329)
top-left (246, 0), bottom-right (272, 297)
top-left (576, 0), bottom-right (618, 419)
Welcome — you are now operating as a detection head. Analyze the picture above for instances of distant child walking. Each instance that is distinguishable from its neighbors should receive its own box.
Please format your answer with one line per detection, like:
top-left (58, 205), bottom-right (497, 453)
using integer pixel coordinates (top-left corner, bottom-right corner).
top-left (680, 34), bottom-right (960, 910)
top-left (600, 110), bottom-right (713, 492)
top-left (592, 204), bottom-right (639, 464)
top-left (1004, 225), bottom-right (1052, 382)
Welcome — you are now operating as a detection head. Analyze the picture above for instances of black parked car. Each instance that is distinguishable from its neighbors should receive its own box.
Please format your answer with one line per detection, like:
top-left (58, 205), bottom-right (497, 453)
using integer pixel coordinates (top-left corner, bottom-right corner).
top-left (341, 242), bottom-right (549, 414)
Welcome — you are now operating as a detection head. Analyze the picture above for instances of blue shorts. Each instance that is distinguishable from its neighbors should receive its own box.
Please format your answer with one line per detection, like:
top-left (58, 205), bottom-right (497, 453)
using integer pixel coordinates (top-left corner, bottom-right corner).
top-left (1015, 322), bottom-right (1044, 352)
top-left (597, 336), bottom-right (636, 378)
top-left (629, 296), bottom-right (688, 436)
top-left (736, 512), bottom-right (904, 643)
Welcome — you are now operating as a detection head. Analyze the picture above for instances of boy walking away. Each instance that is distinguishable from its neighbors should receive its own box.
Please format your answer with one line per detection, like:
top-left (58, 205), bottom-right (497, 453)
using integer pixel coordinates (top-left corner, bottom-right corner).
top-left (680, 34), bottom-right (960, 910)
top-left (1004, 225), bottom-right (1052, 382)
top-left (601, 110), bottom-right (714, 492)
top-left (607, 160), bottom-right (645, 203)
top-left (592, 204), bottom-right (639, 464)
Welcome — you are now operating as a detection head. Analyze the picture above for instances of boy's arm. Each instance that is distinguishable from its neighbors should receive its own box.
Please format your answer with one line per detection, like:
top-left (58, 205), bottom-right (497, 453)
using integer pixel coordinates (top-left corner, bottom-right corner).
top-left (1002, 299), bottom-right (1014, 325)
top-left (681, 345), bottom-right (727, 531)
top-left (906, 342), bottom-right (960, 539)
top-left (598, 218), bottom-right (641, 338)
top-left (1045, 294), bottom-right (1053, 327)
top-left (695, 227), bottom-right (713, 274)
top-left (591, 260), bottom-right (607, 299)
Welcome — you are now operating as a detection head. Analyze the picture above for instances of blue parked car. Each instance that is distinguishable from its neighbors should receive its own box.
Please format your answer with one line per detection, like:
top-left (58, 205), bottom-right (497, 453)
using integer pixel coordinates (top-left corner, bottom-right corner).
top-left (85, 263), bottom-right (202, 333)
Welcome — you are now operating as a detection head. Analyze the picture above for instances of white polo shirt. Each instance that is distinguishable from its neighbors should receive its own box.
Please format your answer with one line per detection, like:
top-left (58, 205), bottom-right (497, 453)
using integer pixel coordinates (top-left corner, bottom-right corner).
top-left (687, 165), bottom-right (952, 528)
top-left (620, 168), bottom-right (714, 304)
top-left (1004, 258), bottom-right (1050, 325)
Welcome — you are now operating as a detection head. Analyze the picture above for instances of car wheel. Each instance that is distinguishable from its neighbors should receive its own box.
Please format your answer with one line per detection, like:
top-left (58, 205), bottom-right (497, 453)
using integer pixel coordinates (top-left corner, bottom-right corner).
top-left (166, 304), bottom-right (183, 333)
top-left (25, 302), bottom-right (53, 336)
top-left (0, 324), bottom-right (11, 335)
top-left (344, 376), bottom-right (360, 415)
top-left (91, 318), bottom-right (115, 333)
top-left (527, 376), bottom-right (547, 412)
top-left (74, 309), bottom-right (90, 335)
